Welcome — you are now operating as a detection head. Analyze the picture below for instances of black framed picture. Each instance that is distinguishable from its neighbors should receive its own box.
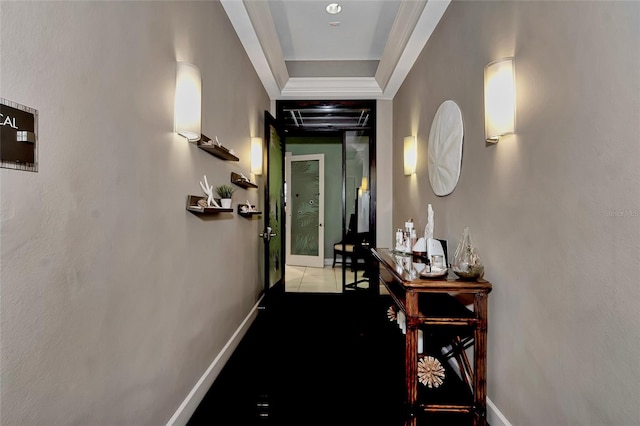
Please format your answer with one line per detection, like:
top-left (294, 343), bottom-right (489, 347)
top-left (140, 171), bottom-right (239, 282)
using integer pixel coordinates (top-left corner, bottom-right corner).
top-left (1, 98), bottom-right (38, 172)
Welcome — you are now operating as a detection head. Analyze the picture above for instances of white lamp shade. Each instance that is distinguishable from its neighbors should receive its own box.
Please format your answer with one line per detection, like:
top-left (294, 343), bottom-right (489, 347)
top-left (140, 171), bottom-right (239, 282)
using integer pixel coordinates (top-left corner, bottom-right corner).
top-left (174, 62), bottom-right (201, 142)
top-left (251, 137), bottom-right (263, 175)
top-left (404, 136), bottom-right (417, 175)
top-left (484, 58), bottom-right (515, 142)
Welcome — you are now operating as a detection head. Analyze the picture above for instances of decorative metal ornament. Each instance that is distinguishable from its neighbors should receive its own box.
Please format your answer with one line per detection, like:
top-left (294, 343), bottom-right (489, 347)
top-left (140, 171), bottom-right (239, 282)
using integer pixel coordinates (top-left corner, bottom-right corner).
top-left (417, 356), bottom-right (445, 388)
top-left (387, 306), bottom-right (397, 322)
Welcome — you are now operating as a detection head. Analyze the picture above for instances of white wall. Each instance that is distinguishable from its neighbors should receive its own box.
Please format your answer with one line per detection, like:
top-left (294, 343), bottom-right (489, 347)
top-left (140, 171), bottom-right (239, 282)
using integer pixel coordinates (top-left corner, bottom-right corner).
top-left (392, 1), bottom-right (640, 424)
top-left (376, 99), bottom-right (393, 248)
top-left (0, 2), bottom-right (270, 424)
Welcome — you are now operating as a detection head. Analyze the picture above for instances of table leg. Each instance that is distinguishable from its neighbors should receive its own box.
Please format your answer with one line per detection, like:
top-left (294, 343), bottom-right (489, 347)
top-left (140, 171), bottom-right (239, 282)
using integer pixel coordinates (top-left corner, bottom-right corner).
top-left (473, 292), bottom-right (488, 425)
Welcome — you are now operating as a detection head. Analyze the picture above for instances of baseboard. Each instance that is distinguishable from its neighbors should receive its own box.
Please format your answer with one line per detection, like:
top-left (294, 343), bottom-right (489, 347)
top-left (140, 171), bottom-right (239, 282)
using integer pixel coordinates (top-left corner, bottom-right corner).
top-left (166, 296), bottom-right (263, 426)
top-left (487, 397), bottom-right (512, 426)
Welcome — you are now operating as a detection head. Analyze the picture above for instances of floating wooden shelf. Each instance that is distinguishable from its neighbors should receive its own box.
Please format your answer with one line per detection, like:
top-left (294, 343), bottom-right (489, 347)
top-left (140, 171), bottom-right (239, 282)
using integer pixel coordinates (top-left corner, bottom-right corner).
top-left (197, 140), bottom-right (239, 161)
top-left (186, 195), bottom-right (233, 214)
top-left (231, 172), bottom-right (258, 189)
top-left (237, 204), bottom-right (262, 218)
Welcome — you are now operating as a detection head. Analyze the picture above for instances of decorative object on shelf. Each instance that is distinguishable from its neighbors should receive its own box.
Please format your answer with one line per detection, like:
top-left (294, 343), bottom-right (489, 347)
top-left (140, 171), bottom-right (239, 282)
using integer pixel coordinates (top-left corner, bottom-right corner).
top-left (417, 355), bottom-right (445, 389)
top-left (485, 57), bottom-right (516, 143)
top-left (452, 226), bottom-right (485, 280)
top-left (240, 201), bottom-right (257, 213)
top-left (238, 202), bottom-right (261, 217)
top-left (412, 237), bottom-right (426, 257)
top-left (386, 305), bottom-right (397, 322)
top-left (424, 203), bottom-right (434, 240)
top-left (231, 172), bottom-right (258, 189)
top-left (197, 136), bottom-right (239, 161)
top-left (174, 62), bottom-right (201, 142)
top-left (199, 175), bottom-right (220, 208)
top-left (185, 195), bottom-right (233, 214)
top-left (199, 134), bottom-right (213, 146)
top-left (427, 100), bottom-right (463, 196)
top-left (216, 184), bottom-right (235, 208)
top-left (418, 267), bottom-right (448, 278)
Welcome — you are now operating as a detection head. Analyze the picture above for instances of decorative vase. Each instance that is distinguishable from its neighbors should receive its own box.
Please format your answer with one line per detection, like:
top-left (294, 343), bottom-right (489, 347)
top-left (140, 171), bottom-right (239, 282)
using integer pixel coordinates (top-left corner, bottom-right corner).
top-left (452, 226), bottom-right (484, 280)
top-left (220, 198), bottom-right (232, 208)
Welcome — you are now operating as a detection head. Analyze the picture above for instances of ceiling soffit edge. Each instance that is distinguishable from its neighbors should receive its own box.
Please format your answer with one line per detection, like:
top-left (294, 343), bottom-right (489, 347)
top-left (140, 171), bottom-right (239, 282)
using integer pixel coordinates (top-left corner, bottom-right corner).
top-left (375, 0), bottom-right (427, 92)
top-left (220, 0), bottom-right (281, 98)
top-left (221, 0), bottom-right (452, 100)
top-left (382, 0), bottom-right (452, 99)
top-left (242, 0), bottom-right (289, 91)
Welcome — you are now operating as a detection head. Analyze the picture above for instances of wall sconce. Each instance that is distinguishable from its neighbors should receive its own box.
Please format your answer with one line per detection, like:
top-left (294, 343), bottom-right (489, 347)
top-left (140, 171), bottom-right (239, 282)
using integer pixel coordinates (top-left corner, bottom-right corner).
top-left (360, 176), bottom-right (368, 192)
top-left (484, 57), bottom-right (515, 143)
top-left (174, 62), bottom-right (201, 142)
top-left (251, 137), bottom-right (263, 175)
top-left (404, 136), bottom-right (417, 175)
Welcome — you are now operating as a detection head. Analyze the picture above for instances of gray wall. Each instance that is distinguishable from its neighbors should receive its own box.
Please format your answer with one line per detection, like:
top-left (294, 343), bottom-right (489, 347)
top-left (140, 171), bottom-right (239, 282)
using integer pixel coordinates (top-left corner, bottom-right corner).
top-left (393, 1), bottom-right (639, 424)
top-left (0, 2), bottom-right (270, 425)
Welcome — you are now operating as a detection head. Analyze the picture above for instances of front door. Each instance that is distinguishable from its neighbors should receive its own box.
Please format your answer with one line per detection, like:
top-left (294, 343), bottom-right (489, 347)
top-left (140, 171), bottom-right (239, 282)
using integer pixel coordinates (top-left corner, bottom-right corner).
top-left (285, 153), bottom-right (325, 268)
top-left (261, 111), bottom-right (286, 298)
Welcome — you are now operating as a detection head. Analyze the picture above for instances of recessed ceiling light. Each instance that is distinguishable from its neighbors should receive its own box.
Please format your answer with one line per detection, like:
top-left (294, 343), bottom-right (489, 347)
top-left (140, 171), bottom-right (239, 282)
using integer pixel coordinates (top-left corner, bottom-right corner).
top-left (326, 3), bottom-right (342, 15)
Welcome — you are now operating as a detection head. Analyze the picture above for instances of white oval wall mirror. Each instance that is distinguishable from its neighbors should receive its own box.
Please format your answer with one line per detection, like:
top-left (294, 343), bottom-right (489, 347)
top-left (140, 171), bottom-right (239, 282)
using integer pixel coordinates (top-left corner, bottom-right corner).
top-left (427, 100), bottom-right (463, 196)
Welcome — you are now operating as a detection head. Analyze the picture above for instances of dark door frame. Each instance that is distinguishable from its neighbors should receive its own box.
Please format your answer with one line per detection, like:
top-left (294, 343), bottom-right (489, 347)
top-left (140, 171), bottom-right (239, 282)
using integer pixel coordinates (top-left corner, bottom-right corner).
top-left (275, 100), bottom-right (377, 282)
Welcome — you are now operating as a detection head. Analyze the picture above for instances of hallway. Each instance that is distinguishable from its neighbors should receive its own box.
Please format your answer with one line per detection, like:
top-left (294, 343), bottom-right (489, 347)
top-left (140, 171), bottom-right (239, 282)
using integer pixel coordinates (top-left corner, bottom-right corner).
top-left (187, 292), bottom-right (476, 426)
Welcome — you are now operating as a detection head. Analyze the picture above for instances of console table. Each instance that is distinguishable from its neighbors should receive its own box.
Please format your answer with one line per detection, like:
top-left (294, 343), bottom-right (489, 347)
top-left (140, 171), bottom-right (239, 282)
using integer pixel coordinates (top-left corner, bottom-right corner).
top-left (371, 248), bottom-right (492, 425)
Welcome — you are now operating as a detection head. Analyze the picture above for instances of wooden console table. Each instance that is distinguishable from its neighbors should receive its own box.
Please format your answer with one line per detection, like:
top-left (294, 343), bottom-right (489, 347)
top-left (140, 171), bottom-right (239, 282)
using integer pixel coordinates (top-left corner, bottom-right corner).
top-left (371, 248), bottom-right (492, 425)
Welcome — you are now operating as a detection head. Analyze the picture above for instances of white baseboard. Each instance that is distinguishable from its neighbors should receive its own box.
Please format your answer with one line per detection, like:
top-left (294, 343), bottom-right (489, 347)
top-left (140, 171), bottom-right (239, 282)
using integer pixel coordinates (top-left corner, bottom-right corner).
top-left (487, 397), bottom-right (512, 426)
top-left (166, 296), bottom-right (263, 426)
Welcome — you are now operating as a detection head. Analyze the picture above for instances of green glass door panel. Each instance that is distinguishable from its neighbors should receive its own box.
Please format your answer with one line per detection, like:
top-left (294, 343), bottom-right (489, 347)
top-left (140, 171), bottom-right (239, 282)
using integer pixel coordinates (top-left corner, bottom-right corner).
top-left (290, 159), bottom-right (320, 256)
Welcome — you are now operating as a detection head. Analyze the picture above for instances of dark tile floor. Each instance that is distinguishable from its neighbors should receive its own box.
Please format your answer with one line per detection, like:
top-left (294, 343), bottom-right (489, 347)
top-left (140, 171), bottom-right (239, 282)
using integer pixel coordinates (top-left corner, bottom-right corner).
top-left (187, 292), bottom-right (477, 426)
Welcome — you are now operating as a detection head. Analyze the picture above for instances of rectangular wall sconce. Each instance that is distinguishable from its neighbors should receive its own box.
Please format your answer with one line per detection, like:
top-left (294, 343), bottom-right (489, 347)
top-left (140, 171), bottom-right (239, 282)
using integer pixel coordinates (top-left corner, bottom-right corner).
top-left (484, 57), bottom-right (515, 143)
top-left (404, 135), bottom-right (417, 175)
top-left (251, 137), bottom-right (263, 175)
top-left (174, 62), bottom-right (201, 142)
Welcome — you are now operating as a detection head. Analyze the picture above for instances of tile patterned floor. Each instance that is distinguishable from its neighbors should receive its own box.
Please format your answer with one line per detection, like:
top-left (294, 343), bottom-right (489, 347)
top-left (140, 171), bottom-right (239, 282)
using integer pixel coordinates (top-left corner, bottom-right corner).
top-left (284, 264), bottom-right (367, 293)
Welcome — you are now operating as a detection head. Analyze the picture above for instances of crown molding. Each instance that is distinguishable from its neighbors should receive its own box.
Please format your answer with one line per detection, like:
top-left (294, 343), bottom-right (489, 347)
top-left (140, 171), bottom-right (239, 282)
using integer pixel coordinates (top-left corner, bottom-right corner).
top-left (382, 0), bottom-right (451, 99)
top-left (375, 0), bottom-right (428, 93)
top-left (221, 0), bottom-right (451, 100)
top-left (280, 77), bottom-right (383, 100)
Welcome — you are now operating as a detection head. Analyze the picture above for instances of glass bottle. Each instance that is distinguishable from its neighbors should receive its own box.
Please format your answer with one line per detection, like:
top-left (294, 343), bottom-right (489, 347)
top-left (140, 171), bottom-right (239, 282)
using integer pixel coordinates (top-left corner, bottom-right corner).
top-left (452, 226), bottom-right (484, 280)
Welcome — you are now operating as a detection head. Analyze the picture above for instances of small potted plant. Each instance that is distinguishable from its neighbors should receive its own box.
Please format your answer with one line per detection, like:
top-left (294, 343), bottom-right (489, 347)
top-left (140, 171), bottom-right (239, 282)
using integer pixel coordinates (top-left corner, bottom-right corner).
top-left (216, 184), bottom-right (235, 208)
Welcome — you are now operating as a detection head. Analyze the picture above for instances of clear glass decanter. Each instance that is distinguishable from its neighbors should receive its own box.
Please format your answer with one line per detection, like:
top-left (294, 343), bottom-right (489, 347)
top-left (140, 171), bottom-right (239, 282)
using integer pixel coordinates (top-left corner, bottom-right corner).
top-left (452, 226), bottom-right (484, 280)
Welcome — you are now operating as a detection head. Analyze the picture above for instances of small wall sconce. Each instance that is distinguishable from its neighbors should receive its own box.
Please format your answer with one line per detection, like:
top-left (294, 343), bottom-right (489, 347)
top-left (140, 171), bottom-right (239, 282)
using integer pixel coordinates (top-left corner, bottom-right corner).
top-left (404, 136), bottom-right (417, 175)
top-left (251, 137), bottom-right (263, 175)
top-left (360, 176), bottom-right (368, 192)
top-left (174, 62), bottom-right (201, 142)
top-left (484, 57), bottom-right (515, 143)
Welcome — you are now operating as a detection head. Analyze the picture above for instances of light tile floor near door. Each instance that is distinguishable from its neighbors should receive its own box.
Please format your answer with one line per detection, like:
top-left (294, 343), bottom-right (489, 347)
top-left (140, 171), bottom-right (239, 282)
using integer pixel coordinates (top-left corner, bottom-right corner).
top-left (285, 265), bottom-right (367, 293)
